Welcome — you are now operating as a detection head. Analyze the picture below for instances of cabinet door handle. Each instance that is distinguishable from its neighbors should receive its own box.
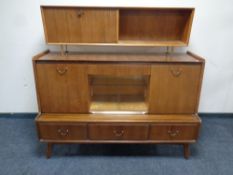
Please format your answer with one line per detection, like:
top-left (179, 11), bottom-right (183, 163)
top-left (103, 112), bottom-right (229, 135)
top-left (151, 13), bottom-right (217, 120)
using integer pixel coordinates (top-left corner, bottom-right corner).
top-left (56, 67), bottom-right (68, 75)
top-left (113, 129), bottom-right (124, 137)
top-left (170, 68), bottom-right (182, 77)
top-left (58, 128), bottom-right (69, 136)
top-left (168, 130), bottom-right (180, 137)
top-left (77, 9), bottom-right (84, 18)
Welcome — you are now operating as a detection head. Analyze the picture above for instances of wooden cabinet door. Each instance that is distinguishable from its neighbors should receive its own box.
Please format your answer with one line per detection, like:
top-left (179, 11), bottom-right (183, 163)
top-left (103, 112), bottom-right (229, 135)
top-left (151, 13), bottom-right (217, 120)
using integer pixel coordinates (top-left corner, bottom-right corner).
top-left (36, 63), bottom-right (89, 113)
top-left (66, 8), bottom-right (118, 43)
top-left (42, 8), bottom-right (69, 43)
top-left (149, 64), bottom-right (202, 114)
top-left (42, 7), bottom-right (118, 43)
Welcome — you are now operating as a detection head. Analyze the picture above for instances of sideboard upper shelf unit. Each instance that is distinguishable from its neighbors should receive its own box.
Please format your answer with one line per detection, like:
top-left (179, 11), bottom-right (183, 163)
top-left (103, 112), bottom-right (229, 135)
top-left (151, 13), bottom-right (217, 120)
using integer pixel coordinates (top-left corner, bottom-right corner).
top-left (41, 6), bottom-right (194, 47)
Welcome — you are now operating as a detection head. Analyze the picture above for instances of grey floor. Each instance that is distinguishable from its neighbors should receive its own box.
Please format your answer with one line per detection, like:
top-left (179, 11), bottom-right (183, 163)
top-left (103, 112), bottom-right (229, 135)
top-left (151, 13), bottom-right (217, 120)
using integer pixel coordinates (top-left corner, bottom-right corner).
top-left (0, 114), bottom-right (233, 175)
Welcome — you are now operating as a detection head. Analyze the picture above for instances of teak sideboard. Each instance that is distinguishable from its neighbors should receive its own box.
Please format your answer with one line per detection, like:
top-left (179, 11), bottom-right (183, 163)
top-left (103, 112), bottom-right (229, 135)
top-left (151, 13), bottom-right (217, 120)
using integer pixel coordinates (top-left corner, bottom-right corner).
top-left (34, 6), bottom-right (205, 159)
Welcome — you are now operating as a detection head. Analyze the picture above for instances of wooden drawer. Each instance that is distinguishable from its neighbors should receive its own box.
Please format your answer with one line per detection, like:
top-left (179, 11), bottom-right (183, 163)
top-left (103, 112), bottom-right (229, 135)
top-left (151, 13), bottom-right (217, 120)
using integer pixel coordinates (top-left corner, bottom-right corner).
top-left (88, 124), bottom-right (149, 140)
top-left (38, 123), bottom-right (87, 140)
top-left (149, 124), bottom-right (199, 141)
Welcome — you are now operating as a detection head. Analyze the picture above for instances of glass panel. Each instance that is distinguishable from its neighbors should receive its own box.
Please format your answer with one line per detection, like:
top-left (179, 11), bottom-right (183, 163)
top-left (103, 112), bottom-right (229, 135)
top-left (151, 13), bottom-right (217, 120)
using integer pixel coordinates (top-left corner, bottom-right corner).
top-left (89, 75), bottom-right (149, 114)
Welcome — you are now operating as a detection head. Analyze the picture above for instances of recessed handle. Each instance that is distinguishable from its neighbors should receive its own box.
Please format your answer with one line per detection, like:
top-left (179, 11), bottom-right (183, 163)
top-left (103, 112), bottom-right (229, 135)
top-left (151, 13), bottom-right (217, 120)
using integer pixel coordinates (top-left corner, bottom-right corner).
top-left (77, 9), bottom-right (84, 18)
top-left (168, 130), bottom-right (180, 137)
top-left (170, 68), bottom-right (182, 77)
top-left (58, 128), bottom-right (69, 136)
top-left (113, 129), bottom-right (124, 137)
top-left (56, 67), bottom-right (68, 75)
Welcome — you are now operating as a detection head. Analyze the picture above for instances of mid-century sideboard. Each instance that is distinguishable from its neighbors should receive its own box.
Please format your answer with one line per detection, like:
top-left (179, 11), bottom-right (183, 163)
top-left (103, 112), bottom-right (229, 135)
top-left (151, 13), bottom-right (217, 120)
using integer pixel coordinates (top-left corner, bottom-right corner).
top-left (33, 6), bottom-right (205, 159)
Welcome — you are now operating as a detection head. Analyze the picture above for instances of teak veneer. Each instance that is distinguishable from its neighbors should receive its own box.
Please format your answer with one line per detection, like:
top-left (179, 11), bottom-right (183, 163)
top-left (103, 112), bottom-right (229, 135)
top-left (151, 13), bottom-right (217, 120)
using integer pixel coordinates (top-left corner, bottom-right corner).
top-left (41, 6), bottom-right (194, 46)
top-left (34, 6), bottom-right (205, 159)
top-left (34, 50), bottom-right (204, 158)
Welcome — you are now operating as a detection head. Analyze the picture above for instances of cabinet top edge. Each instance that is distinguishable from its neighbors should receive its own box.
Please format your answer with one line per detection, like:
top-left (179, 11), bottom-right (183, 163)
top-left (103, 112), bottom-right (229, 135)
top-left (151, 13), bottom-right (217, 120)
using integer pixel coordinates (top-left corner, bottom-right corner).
top-left (36, 113), bottom-right (201, 123)
top-left (33, 51), bottom-right (204, 63)
top-left (40, 5), bottom-right (195, 10)
top-left (187, 51), bottom-right (205, 62)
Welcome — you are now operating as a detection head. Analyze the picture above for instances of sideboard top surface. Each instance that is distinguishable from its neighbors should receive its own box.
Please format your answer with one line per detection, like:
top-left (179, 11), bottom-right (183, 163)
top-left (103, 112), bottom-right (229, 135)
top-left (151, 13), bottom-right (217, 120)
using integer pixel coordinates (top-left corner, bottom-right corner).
top-left (34, 52), bottom-right (203, 63)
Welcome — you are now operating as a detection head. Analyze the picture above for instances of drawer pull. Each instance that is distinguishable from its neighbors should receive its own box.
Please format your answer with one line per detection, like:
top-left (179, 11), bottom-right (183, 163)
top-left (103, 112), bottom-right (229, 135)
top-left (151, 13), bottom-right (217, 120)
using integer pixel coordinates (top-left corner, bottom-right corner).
top-left (56, 67), bottom-right (68, 75)
top-left (77, 10), bottom-right (84, 18)
top-left (168, 130), bottom-right (180, 137)
top-left (170, 68), bottom-right (182, 77)
top-left (58, 128), bottom-right (69, 136)
top-left (113, 129), bottom-right (124, 137)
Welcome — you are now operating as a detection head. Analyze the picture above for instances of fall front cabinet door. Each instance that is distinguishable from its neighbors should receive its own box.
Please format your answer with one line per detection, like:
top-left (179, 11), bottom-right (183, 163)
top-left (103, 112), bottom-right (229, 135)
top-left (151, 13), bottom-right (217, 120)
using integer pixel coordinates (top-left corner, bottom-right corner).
top-left (149, 64), bottom-right (202, 114)
top-left (42, 7), bottom-right (118, 43)
top-left (36, 63), bottom-right (89, 113)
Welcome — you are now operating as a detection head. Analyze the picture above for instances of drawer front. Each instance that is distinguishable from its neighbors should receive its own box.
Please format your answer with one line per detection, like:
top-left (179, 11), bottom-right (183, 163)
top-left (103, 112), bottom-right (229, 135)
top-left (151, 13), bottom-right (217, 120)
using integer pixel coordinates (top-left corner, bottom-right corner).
top-left (149, 124), bottom-right (199, 141)
top-left (88, 124), bottom-right (149, 140)
top-left (38, 123), bottom-right (87, 140)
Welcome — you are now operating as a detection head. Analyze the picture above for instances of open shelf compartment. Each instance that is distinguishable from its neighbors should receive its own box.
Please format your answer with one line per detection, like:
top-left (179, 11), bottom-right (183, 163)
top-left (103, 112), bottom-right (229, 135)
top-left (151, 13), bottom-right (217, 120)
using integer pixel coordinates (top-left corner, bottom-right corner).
top-left (89, 75), bottom-right (149, 114)
top-left (119, 8), bottom-right (194, 46)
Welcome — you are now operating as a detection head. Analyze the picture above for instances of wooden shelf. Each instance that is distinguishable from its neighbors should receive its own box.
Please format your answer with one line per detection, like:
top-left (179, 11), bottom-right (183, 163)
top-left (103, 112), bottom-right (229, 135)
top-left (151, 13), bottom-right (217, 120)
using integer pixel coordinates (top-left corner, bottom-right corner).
top-left (118, 40), bottom-right (187, 47)
top-left (90, 101), bottom-right (148, 114)
top-left (47, 41), bottom-right (186, 47)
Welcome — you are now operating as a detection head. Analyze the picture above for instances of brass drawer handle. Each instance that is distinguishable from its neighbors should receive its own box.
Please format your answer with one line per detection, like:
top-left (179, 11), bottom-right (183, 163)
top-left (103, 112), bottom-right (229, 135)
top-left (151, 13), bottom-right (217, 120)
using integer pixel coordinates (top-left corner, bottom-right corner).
top-left (56, 67), bottom-right (68, 75)
top-left (170, 68), bottom-right (182, 77)
top-left (58, 128), bottom-right (69, 136)
top-left (113, 129), bottom-right (124, 137)
top-left (77, 10), bottom-right (84, 18)
top-left (168, 130), bottom-right (180, 137)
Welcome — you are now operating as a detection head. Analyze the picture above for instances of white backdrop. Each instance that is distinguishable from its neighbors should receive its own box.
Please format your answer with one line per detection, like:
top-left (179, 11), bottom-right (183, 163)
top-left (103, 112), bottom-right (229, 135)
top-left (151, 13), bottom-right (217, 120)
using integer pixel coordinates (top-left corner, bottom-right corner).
top-left (0, 0), bottom-right (233, 113)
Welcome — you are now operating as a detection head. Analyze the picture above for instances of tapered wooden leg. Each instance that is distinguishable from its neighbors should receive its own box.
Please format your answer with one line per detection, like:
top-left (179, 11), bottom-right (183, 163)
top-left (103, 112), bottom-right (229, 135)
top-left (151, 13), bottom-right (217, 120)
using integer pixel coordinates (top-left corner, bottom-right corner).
top-left (183, 143), bottom-right (190, 159)
top-left (46, 143), bottom-right (53, 159)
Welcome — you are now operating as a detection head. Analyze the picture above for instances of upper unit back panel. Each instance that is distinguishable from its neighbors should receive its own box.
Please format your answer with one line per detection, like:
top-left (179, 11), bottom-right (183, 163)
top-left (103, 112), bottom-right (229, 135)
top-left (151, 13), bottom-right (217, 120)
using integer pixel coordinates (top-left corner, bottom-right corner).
top-left (41, 6), bottom-right (195, 47)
